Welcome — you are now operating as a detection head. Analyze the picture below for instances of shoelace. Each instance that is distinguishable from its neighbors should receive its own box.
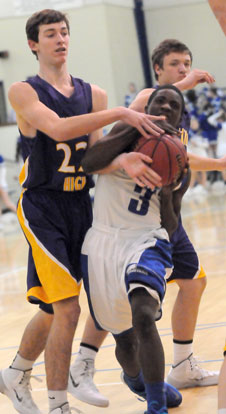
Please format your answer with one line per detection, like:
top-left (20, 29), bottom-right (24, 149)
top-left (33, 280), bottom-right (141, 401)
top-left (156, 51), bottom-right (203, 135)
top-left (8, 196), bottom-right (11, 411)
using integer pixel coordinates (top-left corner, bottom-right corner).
top-left (81, 358), bottom-right (95, 378)
top-left (188, 355), bottom-right (212, 378)
top-left (19, 370), bottom-right (42, 390)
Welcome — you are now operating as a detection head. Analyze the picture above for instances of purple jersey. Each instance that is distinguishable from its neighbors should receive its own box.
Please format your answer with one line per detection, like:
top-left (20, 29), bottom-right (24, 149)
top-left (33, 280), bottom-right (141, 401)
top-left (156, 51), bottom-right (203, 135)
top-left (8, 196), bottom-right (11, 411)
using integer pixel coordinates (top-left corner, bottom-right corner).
top-left (19, 75), bottom-right (93, 192)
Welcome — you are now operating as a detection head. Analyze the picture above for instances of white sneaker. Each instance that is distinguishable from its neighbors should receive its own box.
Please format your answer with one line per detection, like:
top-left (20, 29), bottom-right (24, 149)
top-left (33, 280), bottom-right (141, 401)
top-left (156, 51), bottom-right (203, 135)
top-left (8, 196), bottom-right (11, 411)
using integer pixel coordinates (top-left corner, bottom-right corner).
top-left (68, 357), bottom-right (109, 407)
top-left (50, 402), bottom-right (76, 414)
top-left (0, 367), bottom-right (41, 413)
top-left (166, 353), bottom-right (219, 389)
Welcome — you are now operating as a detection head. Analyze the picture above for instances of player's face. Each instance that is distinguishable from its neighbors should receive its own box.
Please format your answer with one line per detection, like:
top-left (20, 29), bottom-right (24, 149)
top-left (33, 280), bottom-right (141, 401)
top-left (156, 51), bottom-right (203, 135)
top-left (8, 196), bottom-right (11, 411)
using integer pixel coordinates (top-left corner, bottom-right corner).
top-left (155, 52), bottom-right (192, 85)
top-left (28, 21), bottom-right (69, 65)
top-left (148, 89), bottom-right (182, 127)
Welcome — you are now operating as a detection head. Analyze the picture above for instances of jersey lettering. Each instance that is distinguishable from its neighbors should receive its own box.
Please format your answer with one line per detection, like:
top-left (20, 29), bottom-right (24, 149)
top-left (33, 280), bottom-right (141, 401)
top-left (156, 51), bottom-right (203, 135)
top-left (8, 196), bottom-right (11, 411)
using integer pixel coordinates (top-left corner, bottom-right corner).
top-left (57, 143), bottom-right (75, 173)
top-left (128, 185), bottom-right (156, 216)
top-left (63, 176), bottom-right (86, 191)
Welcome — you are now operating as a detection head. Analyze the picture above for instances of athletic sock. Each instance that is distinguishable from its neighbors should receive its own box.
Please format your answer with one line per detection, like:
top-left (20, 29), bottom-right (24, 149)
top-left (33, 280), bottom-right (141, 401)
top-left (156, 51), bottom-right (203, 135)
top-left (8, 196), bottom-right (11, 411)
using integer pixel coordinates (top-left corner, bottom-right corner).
top-left (124, 371), bottom-right (144, 392)
top-left (172, 340), bottom-right (193, 366)
top-left (48, 390), bottom-right (68, 411)
top-left (10, 352), bottom-right (34, 371)
top-left (77, 343), bottom-right (98, 360)
top-left (145, 382), bottom-right (166, 412)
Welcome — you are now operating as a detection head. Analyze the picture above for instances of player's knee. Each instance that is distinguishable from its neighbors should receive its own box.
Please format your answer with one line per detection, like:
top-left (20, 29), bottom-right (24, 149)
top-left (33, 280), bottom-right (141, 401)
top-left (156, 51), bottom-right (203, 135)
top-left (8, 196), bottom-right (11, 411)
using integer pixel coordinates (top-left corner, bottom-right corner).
top-left (131, 293), bottom-right (157, 336)
top-left (53, 296), bottom-right (81, 326)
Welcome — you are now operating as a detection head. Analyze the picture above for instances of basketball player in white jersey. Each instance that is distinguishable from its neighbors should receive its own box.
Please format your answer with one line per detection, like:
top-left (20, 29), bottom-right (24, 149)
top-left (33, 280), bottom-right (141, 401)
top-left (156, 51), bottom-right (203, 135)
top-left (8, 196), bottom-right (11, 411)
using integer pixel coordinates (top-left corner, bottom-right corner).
top-left (79, 85), bottom-right (189, 414)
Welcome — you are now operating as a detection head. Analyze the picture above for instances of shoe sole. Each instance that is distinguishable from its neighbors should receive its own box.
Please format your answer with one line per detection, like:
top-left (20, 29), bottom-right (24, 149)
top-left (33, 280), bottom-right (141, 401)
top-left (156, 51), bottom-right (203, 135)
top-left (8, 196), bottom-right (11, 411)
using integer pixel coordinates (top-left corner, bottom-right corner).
top-left (68, 382), bottom-right (109, 407)
top-left (166, 376), bottom-right (219, 389)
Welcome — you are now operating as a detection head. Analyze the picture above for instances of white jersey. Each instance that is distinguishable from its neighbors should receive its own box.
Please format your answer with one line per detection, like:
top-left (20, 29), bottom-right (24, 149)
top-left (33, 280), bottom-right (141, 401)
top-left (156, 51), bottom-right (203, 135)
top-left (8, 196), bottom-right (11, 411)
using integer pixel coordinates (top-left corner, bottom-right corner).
top-left (82, 169), bottom-right (172, 334)
top-left (93, 169), bottom-right (164, 232)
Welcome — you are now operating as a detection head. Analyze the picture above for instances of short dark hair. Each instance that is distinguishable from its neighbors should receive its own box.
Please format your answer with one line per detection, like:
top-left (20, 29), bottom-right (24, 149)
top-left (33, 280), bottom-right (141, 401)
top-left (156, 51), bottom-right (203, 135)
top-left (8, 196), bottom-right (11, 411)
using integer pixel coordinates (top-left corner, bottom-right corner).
top-left (26, 9), bottom-right (70, 58)
top-left (151, 39), bottom-right (193, 80)
top-left (147, 84), bottom-right (185, 117)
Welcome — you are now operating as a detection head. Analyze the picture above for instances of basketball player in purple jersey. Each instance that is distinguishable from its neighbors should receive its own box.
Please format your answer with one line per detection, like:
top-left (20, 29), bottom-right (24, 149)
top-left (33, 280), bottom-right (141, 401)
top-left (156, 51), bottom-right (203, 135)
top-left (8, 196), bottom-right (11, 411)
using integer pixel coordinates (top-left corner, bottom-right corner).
top-left (208, 2), bottom-right (226, 412)
top-left (0, 9), bottom-right (168, 414)
top-left (130, 39), bottom-right (226, 391)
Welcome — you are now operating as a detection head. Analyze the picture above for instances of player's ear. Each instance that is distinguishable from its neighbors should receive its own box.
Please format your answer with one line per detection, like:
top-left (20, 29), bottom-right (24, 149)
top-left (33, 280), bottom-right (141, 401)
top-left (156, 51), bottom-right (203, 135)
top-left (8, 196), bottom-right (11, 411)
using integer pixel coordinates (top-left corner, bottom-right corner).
top-left (28, 39), bottom-right (38, 53)
top-left (154, 63), bottom-right (161, 77)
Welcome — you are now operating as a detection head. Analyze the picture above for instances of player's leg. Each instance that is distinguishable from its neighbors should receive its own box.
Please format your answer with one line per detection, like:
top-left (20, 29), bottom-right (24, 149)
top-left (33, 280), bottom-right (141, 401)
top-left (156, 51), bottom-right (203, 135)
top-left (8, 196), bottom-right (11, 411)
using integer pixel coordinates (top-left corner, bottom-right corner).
top-left (45, 296), bottom-right (80, 413)
top-left (218, 344), bottom-right (226, 413)
top-left (167, 225), bottom-right (219, 388)
top-left (0, 242), bottom-right (54, 414)
top-left (0, 309), bottom-right (52, 414)
top-left (130, 288), bottom-right (167, 414)
top-left (69, 313), bottom-right (109, 407)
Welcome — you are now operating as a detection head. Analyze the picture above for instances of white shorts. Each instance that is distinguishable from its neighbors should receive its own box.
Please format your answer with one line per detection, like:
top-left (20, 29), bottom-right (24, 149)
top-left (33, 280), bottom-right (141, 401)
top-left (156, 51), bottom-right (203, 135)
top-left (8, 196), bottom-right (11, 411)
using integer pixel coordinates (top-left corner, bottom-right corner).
top-left (81, 223), bottom-right (173, 335)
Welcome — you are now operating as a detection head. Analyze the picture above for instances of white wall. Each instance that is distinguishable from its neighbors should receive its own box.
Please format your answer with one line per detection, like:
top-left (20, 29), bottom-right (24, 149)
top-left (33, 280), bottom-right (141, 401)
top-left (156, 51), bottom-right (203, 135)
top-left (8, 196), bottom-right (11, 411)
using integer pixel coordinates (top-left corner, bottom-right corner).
top-left (145, 1), bottom-right (226, 88)
top-left (0, 1), bottom-right (226, 159)
top-left (0, 3), bottom-right (142, 159)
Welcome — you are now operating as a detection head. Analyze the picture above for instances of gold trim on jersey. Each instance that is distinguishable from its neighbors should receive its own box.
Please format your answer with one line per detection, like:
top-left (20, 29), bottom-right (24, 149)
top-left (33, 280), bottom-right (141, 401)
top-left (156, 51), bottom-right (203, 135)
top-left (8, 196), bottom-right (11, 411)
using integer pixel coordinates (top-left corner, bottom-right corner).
top-left (179, 127), bottom-right (188, 147)
top-left (167, 264), bottom-right (206, 284)
top-left (19, 157), bottom-right (29, 186)
top-left (17, 192), bottom-right (81, 304)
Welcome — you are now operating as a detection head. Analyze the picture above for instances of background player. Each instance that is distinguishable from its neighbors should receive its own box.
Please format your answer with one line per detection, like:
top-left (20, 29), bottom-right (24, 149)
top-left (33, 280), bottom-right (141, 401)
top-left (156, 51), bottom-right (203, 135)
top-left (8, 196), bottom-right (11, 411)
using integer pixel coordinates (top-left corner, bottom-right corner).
top-left (208, 2), bottom-right (226, 412)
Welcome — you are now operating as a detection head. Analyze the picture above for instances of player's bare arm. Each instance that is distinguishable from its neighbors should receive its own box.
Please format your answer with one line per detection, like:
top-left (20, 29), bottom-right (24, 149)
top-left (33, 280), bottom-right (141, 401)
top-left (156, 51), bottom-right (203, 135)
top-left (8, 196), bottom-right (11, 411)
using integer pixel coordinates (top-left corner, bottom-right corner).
top-left (188, 152), bottom-right (226, 171)
top-left (160, 168), bottom-right (191, 237)
top-left (81, 121), bottom-right (162, 189)
top-left (8, 81), bottom-right (165, 142)
top-left (88, 84), bottom-right (108, 147)
top-left (174, 69), bottom-right (215, 91)
top-left (209, 0), bottom-right (226, 36)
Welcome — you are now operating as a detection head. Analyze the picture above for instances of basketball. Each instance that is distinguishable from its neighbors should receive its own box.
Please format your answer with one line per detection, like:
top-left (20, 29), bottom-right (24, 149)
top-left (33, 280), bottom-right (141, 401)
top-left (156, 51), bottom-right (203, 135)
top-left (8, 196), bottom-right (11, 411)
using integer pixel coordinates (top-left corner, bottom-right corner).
top-left (135, 134), bottom-right (188, 186)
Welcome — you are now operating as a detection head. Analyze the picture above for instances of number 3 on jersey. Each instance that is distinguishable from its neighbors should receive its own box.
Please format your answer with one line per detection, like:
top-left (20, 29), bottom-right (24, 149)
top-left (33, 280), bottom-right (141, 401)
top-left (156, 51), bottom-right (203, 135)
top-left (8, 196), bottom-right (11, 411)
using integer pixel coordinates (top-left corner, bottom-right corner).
top-left (128, 185), bottom-right (156, 216)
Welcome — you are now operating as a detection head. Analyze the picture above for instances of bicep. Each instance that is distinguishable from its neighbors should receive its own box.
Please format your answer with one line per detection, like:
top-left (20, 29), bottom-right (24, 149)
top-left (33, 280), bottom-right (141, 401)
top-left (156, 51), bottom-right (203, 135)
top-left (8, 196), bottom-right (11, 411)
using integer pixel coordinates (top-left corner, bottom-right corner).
top-left (129, 88), bottom-right (154, 112)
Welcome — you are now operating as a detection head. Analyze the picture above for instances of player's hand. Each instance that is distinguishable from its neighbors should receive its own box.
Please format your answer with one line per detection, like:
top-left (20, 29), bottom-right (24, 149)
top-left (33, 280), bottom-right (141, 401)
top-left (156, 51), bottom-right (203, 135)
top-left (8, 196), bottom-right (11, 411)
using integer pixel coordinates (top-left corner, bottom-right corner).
top-left (120, 107), bottom-right (166, 138)
top-left (154, 120), bottom-right (179, 136)
top-left (177, 69), bottom-right (215, 90)
top-left (118, 152), bottom-right (162, 189)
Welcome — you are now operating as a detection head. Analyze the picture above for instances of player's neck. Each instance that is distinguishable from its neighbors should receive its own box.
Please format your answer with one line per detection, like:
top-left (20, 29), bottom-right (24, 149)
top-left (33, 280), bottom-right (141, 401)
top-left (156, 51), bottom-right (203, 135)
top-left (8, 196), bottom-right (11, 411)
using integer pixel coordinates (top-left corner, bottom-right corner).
top-left (38, 63), bottom-right (72, 89)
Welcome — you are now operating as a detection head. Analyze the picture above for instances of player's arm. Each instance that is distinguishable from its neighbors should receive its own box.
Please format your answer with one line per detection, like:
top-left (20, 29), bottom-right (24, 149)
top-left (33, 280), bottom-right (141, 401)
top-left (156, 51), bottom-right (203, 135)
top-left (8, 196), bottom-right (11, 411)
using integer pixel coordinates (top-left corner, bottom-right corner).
top-left (174, 70), bottom-right (215, 92)
top-left (209, 0), bottom-right (226, 36)
top-left (81, 121), bottom-right (162, 189)
top-left (188, 152), bottom-right (226, 171)
top-left (160, 169), bottom-right (190, 238)
top-left (8, 82), bottom-right (166, 141)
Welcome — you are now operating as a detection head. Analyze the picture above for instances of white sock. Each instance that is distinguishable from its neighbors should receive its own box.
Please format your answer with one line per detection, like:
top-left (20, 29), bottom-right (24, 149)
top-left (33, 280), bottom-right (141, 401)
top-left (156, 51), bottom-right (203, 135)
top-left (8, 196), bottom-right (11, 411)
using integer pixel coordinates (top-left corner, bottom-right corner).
top-left (11, 352), bottom-right (34, 371)
top-left (48, 390), bottom-right (68, 411)
top-left (218, 409), bottom-right (226, 414)
top-left (173, 342), bottom-right (193, 366)
top-left (77, 345), bottom-right (97, 360)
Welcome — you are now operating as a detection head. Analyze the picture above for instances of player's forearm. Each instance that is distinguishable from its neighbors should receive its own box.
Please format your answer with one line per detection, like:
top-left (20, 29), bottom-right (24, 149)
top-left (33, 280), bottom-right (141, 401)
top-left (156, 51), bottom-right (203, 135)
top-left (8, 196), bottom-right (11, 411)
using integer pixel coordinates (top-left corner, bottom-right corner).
top-left (160, 192), bottom-right (178, 238)
top-left (81, 124), bottom-right (139, 173)
top-left (209, 0), bottom-right (226, 36)
top-left (189, 152), bottom-right (225, 171)
top-left (52, 107), bottom-right (130, 141)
